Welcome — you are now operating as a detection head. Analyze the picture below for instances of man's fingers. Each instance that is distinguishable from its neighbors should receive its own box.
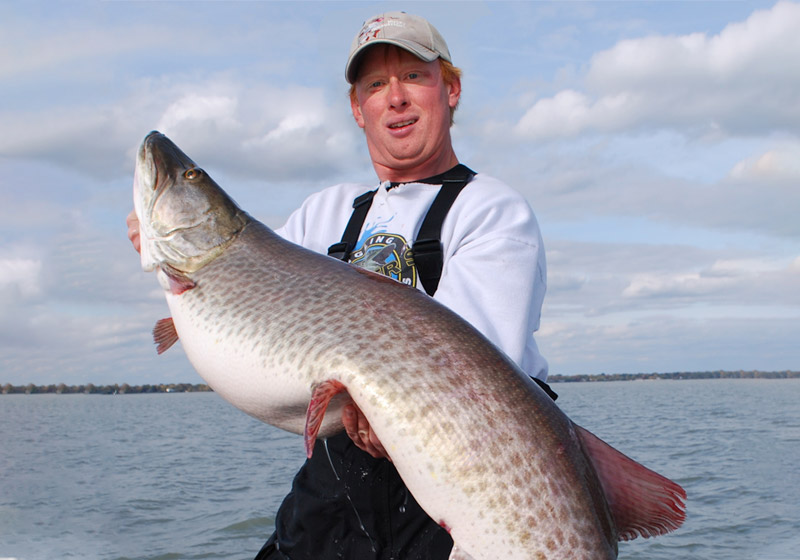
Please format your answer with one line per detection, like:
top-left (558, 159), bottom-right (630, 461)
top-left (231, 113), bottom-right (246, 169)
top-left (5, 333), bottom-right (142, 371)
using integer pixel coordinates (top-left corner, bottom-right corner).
top-left (343, 404), bottom-right (360, 439)
top-left (126, 209), bottom-right (142, 254)
top-left (342, 403), bottom-right (390, 461)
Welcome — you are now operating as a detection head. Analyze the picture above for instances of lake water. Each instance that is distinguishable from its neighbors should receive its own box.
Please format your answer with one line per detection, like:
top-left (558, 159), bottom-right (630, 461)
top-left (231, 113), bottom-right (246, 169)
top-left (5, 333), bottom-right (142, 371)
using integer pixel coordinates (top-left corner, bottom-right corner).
top-left (1, 379), bottom-right (799, 560)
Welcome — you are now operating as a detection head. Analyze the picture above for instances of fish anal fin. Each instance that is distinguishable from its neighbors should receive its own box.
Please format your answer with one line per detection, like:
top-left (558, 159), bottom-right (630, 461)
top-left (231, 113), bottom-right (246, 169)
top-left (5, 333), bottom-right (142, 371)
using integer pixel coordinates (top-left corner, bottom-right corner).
top-left (575, 424), bottom-right (687, 541)
top-left (153, 317), bottom-right (179, 354)
top-left (305, 380), bottom-right (348, 458)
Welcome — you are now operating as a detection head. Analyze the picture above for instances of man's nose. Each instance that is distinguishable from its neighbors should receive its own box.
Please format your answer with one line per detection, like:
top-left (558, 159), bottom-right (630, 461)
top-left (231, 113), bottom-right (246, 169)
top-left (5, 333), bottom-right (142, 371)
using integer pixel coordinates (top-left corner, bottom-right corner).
top-left (387, 78), bottom-right (408, 108)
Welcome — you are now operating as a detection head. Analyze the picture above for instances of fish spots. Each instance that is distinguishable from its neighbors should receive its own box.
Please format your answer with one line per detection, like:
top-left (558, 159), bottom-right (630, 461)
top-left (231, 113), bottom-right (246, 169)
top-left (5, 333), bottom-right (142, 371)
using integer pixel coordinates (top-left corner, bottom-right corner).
top-left (438, 420), bottom-right (456, 435)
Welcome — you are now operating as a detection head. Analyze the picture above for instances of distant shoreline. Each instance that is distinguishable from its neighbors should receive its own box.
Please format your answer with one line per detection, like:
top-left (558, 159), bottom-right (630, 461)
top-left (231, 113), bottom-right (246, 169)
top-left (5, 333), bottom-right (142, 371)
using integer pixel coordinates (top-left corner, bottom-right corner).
top-left (548, 370), bottom-right (799, 383)
top-left (2, 370), bottom-right (798, 395)
top-left (0, 382), bottom-right (212, 395)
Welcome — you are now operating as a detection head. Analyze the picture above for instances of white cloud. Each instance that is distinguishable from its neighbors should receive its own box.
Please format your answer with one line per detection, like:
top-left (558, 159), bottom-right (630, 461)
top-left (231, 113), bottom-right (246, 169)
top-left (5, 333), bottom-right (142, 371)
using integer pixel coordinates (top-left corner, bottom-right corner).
top-left (0, 258), bottom-right (42, 299)
top-left (545, 240), bottom-right (800, 318)
top-left (539, 314), bottom-right (800, 375)
top-left (515, 1), bottom-right (800, 139)
top-left (0, 78), bottom-right (363, 183)
top-left (157, 94), bottom-right (240, 134)
top-left (729, 143), bottom-right (800, 181)
top-left (622, 272), bottom-right (732, 299)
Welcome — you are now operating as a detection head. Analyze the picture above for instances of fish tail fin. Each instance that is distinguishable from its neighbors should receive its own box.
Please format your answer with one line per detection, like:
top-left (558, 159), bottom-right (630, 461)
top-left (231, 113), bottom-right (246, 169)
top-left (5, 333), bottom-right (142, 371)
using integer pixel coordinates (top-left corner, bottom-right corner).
top-left (153, 317), bottom-right (179, 354)
top-left (305, 380), bottom-right (347, 458)
top-left (575, 424), bottom-right (687, 541)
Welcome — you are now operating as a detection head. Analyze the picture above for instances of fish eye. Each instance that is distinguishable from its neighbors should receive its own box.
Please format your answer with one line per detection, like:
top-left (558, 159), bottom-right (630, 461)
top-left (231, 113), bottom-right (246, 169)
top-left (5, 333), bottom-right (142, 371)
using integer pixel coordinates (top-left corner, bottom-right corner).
top-left (184, 168), bottom-right (203, 180)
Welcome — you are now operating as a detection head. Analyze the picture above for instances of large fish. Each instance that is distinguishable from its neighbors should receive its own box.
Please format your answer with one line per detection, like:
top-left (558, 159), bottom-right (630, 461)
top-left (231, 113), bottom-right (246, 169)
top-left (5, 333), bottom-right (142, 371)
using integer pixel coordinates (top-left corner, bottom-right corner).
top-left (133, 131), bottom-right (685, 559)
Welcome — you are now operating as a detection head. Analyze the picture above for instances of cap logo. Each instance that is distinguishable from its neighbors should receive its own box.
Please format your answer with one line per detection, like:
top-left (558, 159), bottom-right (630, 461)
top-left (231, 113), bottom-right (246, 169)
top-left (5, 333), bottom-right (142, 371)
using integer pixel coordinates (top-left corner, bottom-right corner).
top-left (358, 16), bottom-right (406, 46)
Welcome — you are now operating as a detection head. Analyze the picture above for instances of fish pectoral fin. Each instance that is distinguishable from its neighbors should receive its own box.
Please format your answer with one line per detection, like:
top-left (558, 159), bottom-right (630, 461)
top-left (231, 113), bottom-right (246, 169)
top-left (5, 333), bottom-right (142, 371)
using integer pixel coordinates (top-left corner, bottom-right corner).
top-left (575, 423), bottom-right (687, 541)
top-left (448, 544), bottom-right (476, 560)
top-left (153, 317), bottom-right (179, 354)
top-left (305, 380), bottom-right (348, 459)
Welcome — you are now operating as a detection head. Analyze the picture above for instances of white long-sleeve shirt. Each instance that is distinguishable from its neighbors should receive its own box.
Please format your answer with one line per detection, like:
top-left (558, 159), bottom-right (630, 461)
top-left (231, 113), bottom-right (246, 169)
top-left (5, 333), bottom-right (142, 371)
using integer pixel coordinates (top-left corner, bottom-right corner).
top-left (275, 171), bottom-right (549, 381)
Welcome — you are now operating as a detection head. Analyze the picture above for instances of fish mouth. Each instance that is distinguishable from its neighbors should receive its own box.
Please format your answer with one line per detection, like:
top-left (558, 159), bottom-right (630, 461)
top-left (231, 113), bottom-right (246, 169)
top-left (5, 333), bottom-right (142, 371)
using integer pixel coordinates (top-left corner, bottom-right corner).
top-left (135, 132), bottom-right (158, 193)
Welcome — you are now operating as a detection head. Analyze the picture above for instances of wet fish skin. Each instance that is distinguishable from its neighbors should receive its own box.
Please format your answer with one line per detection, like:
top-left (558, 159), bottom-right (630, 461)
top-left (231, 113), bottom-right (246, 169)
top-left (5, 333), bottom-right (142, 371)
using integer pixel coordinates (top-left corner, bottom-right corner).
top-left (134, 131), bottom-right (686, 560)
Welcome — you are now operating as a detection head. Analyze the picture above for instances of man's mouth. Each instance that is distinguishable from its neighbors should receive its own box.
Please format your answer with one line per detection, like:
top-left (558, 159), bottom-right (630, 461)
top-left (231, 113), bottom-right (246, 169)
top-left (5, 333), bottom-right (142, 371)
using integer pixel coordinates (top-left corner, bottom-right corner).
top-left (388, 119), bottom-right (417, 129)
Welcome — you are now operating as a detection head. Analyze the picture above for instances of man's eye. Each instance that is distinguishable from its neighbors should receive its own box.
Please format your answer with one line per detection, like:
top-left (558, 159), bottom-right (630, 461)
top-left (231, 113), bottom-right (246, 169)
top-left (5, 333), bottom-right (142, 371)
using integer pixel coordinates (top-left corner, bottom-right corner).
top-left (370, 81), bottom-right (383, 88)
top-left (407, 72), bottom-right (419, 80)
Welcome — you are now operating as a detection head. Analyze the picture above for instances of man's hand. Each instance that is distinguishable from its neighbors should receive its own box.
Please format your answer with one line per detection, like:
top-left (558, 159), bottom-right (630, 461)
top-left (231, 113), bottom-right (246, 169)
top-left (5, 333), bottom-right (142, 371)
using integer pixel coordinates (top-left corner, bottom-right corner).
top-left (126, 210), bottom-right (142, 254)
top-left (343, 403), bottom-right (391, 461)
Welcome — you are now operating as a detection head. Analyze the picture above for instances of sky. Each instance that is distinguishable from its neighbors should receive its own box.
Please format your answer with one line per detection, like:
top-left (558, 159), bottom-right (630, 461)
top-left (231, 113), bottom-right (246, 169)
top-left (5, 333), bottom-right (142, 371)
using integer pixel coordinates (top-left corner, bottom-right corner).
top-left (1, 0), bottom-right (798, 386)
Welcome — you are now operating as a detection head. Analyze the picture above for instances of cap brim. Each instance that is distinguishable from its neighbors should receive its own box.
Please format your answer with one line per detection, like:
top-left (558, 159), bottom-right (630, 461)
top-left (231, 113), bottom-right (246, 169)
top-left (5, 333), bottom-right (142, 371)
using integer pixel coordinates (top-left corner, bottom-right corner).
top-left (345, 39), bottom-right (440, 83)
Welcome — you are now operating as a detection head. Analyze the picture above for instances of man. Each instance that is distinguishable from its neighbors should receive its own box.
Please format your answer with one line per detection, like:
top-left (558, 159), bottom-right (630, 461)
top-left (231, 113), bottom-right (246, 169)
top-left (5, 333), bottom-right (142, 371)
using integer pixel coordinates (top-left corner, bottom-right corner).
top-left (128, 11), bottom-right (552, 560)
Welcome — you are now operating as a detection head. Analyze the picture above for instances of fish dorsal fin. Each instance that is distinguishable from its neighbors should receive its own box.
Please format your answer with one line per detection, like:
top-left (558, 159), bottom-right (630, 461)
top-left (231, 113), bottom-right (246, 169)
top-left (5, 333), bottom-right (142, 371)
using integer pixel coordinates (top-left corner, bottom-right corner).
top-left (305, 380), bottom-right (348, 458)
top-left (575, 424), bottom-right (687, 541)
top-left (153, 317), bottom-right (179, 354)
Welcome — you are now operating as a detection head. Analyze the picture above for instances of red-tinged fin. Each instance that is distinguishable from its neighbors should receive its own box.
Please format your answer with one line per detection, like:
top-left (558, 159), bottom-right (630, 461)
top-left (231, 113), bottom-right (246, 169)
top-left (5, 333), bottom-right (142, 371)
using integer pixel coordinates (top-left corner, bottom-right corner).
top-left (304, 380), bottom-right (347, 459)
top-left (153, 317), bottom-right (179, 354)
top-left (161, 266), bottom-right (196, 295)
top-left (575, 424), bottom-right (687, 541)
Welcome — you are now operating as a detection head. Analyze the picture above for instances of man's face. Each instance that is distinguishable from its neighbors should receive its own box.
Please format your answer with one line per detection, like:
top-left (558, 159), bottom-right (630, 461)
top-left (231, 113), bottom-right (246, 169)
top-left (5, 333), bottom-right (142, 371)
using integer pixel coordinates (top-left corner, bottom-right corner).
top-left (351, 45), bottom-right (461, 182)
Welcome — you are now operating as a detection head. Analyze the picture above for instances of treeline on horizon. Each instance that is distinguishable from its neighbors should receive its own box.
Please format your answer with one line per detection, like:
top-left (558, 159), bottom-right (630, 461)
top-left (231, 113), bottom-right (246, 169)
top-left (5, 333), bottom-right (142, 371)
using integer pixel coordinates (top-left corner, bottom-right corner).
top-left (2, 370), bottom-right (799, 395)
top-left (548, 370), bottom-right (800, 382)
top-left (1, 382), bottom-right (212, 395)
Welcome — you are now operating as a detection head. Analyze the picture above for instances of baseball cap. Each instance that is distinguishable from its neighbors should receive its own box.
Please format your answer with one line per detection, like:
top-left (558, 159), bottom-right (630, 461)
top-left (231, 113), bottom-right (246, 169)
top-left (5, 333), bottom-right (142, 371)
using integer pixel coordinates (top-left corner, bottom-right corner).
top-left (345, 12), bottom-right (452, 84)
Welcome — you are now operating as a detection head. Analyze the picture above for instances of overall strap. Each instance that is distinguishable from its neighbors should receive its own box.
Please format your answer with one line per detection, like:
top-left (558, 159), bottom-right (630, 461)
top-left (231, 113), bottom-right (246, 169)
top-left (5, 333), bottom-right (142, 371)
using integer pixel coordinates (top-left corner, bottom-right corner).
top-left (413, 164), bottom-right (475, 296)
top-left (327, 189), bottom-right (377, 261)
top-left (327, 164), bottom-right (476, 296)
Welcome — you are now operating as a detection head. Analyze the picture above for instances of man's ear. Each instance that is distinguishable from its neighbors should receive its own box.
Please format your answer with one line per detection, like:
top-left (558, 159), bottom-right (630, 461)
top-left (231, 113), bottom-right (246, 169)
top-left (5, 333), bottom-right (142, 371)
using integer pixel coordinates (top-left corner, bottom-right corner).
top-left (351, 93), bottom-right (366, 129)
top-left (447, 76), bottom-right (462, 110)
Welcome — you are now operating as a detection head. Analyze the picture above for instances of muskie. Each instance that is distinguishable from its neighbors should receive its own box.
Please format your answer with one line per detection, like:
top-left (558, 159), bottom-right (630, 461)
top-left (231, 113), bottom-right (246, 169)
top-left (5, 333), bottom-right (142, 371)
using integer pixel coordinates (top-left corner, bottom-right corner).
top-left (134, 131), bottom-right (685, 559)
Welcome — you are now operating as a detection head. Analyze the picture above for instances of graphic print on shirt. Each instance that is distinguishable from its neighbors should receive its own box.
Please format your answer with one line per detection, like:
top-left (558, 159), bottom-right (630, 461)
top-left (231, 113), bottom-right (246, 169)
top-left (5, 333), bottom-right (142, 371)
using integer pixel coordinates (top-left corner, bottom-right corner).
top-left (350, 220), bottom-right (417, 287)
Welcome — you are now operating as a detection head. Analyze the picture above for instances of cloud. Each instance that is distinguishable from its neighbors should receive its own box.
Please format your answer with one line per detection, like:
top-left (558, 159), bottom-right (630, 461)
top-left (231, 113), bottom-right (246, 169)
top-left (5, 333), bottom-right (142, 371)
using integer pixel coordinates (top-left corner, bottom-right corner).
top-left (157, 94), bottom-right (240, 133)
top-left (544, 240), bottom-right (800, 318)
top-left (539, 314), bottom-right (800, 375)
top-left (0, 77), bottom-right (364, 183)
top-left (515, 1), bottom-right (800, 139)
top-left (729, 144), bottom-right (800, 181)
top-left (0, 258), bottom-right (42, 300)
top-left (0, 225), bottom-right (189, 385)
top-left (155, 83), bottom-right (364, 182)
top-left (0, 5), bottom-right (363, 184)
top-left (539, 240), bottom-right (800, 375)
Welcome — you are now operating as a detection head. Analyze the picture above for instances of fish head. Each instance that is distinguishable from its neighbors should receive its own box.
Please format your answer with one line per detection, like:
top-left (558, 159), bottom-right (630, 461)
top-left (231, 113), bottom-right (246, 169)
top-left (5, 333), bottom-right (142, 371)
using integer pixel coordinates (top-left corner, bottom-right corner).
top-left (133, 131), bottom-right (249, 275)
